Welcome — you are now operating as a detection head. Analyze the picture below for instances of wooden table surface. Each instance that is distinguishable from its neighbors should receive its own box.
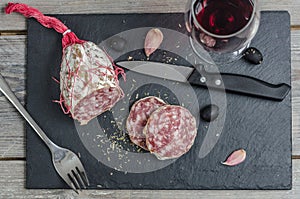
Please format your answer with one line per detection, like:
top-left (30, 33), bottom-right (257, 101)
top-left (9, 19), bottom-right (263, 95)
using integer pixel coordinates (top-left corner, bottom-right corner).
top-left (0, 0), bottom-right (300, 198)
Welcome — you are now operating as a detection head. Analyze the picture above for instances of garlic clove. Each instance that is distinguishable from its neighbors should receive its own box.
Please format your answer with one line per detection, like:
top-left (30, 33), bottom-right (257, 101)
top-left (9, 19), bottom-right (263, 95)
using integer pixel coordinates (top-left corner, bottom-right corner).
top-left (221, 149), bottom-right (246, 166)
top-left (144, 28), bottom-right (164, 57)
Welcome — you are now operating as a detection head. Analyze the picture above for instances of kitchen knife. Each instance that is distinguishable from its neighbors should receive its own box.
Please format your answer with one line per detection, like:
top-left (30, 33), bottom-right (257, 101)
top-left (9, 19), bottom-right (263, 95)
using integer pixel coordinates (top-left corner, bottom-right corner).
top-left (117, 61), bottom-right (290, 101)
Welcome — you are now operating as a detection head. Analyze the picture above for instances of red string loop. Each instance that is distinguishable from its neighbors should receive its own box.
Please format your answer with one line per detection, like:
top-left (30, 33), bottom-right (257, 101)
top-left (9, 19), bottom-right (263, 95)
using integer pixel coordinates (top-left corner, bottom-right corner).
top-left (5, 2), bottom-right (84, 48)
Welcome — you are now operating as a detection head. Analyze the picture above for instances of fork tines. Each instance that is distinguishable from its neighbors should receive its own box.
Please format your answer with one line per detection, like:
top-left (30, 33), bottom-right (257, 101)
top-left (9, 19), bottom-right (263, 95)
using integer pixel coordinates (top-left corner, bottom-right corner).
top-left (67, 167), bottom-right (90, 193)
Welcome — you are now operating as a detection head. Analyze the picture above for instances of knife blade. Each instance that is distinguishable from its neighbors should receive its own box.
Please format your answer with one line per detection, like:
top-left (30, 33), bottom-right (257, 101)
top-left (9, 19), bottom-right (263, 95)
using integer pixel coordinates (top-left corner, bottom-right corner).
top-left (116, 61), bottom-right (290, 101)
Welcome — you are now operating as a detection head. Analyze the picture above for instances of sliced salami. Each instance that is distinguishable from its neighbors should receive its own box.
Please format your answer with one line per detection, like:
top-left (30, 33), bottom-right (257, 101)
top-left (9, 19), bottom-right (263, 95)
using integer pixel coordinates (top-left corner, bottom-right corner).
top-left (60, 42), bottom-right (124, 125)
top-left (126, 96), bottom-right (166, 150)
top-left (5, 3), bottom-right (125, 125)
top-left (145, 105), bottom-right (197, 160)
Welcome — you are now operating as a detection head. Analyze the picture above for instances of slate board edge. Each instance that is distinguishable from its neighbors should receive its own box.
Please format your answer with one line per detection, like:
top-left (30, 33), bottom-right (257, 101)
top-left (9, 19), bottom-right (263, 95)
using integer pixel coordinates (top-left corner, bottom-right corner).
top-left (25, 11), bottom-right (292, 190)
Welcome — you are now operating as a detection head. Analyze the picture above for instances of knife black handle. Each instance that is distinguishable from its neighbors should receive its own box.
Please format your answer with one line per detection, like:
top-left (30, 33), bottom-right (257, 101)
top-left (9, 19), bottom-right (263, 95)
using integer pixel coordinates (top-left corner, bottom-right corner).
top-left (187, 69), bottom-right (291, 101)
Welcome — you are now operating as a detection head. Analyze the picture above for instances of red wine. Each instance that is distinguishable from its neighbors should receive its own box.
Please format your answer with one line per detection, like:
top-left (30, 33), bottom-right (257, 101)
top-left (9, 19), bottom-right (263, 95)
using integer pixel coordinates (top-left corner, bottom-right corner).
top-left (195, 0), bottom-right (253, 35)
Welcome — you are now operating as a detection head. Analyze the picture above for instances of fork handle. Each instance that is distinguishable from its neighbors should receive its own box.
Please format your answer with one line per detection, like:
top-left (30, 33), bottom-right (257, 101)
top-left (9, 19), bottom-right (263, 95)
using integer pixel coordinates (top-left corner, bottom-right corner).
top-left (0, 74), bottom-right (58, 151)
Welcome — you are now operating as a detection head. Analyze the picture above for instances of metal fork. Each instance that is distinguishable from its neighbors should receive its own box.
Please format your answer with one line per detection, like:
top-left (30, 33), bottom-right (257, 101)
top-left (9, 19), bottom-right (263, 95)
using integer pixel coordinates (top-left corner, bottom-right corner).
top-left (0, 74), bottom-right (89, 193)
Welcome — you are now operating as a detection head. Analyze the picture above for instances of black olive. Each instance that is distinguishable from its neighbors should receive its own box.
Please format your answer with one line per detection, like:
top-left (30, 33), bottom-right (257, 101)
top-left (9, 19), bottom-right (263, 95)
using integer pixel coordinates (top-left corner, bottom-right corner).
top-left (243, 47), bottom-right (263, 65)
top-left (200, 104), bottom-right (219, 122)
top-left (108, 36), bottom-right (127, 52)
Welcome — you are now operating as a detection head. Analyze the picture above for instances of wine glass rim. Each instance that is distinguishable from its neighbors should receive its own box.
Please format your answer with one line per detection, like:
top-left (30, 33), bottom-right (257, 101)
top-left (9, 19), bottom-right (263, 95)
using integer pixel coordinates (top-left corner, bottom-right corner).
top-left (191, 0), bottom-right (258, 39)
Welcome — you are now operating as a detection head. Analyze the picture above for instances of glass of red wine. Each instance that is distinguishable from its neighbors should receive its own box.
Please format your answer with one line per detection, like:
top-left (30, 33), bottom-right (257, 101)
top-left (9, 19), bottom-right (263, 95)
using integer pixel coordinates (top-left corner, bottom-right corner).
top-left (185, 0), bottom-right (260, 64)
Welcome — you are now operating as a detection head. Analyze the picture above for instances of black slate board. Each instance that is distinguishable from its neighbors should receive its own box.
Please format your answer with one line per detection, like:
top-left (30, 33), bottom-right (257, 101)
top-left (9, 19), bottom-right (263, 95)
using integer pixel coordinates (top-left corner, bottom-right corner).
top-left (26, 12), bottom-right (292, 189)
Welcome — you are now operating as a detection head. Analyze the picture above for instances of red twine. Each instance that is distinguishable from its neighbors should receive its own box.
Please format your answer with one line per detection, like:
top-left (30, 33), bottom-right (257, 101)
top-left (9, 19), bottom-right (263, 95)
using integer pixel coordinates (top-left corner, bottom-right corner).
top-left (5, 2), bottom-right (84, 48)
top-left (102, 48), bottom-right (126, 83)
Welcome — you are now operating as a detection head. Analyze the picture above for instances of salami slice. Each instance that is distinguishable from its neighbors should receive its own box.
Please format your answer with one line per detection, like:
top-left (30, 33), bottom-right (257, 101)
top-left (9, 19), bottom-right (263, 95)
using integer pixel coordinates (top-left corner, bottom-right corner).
top-left (126, 96), bottom-right (166, 150)
top-left (144, 105), bottom-right (197, 160)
